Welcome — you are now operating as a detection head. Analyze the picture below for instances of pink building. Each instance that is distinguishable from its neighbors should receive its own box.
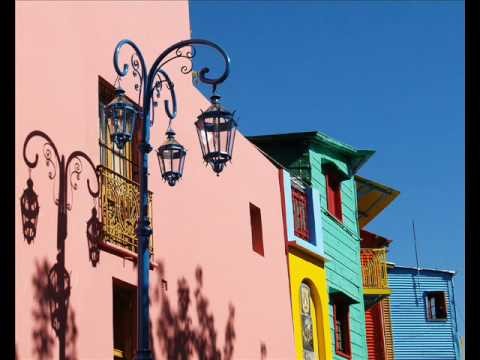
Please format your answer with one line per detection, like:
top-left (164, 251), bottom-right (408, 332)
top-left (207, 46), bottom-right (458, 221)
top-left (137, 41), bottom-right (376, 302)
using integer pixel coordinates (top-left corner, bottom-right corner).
top-left (16, 2), bottom-right (296, 359)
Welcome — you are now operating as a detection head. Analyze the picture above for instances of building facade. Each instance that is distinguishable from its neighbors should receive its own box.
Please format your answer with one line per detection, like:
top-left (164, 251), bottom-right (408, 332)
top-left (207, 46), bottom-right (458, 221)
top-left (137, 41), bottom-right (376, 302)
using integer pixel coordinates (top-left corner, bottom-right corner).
top-left (16, 2), bottom-right (297, 359)
top-left (388, 265), bottom-right (461, 360)
top-left (249, 131), bottom-right (374, 360)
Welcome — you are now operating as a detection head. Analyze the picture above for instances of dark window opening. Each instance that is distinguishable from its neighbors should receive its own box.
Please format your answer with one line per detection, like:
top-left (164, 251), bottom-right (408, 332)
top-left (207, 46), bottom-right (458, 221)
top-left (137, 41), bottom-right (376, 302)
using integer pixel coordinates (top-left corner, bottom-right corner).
top-left (326, 170), bottom-right (343, 222)
top-left (113, 279), bottom-right (137, 360)
top-left (292, 186), bottom-right (310, 241)
top-left (249, 203), bottom-right (264, 256)
top-left (426, 291), bottom-right (448, 320)
top-left (334, 300), bottom-right (351, 358)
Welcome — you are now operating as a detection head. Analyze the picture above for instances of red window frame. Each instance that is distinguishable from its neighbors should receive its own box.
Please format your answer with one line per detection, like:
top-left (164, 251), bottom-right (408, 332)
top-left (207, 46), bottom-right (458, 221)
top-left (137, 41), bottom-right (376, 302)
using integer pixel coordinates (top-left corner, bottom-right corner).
top-left (291, 187), bottom-right (309, 241)
top-left (326, 171), bottom-right (343, 222)
top-left (333, 300), bottom-right (351, 359)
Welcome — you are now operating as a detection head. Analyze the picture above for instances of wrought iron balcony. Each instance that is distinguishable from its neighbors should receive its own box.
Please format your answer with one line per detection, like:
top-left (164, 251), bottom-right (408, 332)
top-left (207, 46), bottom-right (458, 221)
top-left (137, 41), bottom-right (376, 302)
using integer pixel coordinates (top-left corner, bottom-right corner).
top-left (99, 166), bottom-right (153, 254)
top-left (361, 248), bottom-right (390, 294)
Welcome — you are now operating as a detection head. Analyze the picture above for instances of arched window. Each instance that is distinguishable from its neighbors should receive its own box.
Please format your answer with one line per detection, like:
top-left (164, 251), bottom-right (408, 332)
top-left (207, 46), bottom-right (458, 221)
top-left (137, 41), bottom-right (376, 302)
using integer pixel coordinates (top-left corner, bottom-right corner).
top-left (301, 282), bottom-right (319, 360)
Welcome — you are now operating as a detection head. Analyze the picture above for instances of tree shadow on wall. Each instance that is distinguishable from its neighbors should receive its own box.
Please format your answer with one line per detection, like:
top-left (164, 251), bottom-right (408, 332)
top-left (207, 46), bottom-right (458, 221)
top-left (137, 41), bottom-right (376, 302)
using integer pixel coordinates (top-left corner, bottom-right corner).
top-left (31, 258), bottom-right (78, 360)
top-left (153, 263), bottom-right (236, 360)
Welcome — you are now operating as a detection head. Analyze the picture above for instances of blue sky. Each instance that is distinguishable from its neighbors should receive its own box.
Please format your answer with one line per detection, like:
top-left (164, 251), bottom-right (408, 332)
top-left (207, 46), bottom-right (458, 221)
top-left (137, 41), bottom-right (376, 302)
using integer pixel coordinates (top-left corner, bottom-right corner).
top-left (190, 0), bottom-right (464, 338)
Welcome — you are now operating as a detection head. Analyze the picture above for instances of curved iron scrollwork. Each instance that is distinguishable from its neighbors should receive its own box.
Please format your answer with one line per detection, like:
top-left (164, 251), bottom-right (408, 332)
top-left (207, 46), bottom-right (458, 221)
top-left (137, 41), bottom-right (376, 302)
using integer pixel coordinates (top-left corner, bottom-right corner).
top-left (112, 38), bottom-right (230, 123)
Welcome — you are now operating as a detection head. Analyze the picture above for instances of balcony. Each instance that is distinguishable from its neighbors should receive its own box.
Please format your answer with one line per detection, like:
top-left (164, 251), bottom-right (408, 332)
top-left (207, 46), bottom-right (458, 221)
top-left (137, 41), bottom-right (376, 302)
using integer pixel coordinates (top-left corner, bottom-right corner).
top-left (361, 248), bottom-right (391, 307)
top-left (99, 166), bottom-right (153, 254)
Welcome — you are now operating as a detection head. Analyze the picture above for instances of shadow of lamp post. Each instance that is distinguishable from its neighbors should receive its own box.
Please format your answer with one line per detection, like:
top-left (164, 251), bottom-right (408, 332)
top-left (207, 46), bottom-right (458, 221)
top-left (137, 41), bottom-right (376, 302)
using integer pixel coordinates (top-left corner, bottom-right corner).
top-left (20, 177), bottom-right (40, 244)
top-left (22, 130), bottom-right (100, 360)
top-left (103, 38), bottom-right (237, 360)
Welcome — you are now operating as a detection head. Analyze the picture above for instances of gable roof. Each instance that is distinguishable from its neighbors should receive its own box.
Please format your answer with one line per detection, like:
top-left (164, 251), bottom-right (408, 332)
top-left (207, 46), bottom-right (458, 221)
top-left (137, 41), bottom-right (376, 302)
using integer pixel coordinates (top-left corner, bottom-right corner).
top-left (247, 131), bottom-right (375, 174)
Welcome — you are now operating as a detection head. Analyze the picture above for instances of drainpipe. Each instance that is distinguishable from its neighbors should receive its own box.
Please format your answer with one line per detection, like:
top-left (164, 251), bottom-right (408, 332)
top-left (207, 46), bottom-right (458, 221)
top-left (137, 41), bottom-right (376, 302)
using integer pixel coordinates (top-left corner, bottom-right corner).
top-left (450, 276), bottom-right (461, 360)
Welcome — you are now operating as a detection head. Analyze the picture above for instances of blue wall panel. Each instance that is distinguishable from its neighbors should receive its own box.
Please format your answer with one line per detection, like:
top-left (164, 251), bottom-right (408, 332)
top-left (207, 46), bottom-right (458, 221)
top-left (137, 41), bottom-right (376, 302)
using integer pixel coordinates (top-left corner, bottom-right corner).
top-left (388, 267), bottom-right (460, 360)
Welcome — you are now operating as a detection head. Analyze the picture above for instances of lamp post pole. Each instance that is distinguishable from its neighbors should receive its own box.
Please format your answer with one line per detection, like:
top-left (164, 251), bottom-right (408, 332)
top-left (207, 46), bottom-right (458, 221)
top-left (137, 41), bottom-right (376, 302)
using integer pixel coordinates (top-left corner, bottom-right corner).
top-left (109, 38), bottom-right (234, 360)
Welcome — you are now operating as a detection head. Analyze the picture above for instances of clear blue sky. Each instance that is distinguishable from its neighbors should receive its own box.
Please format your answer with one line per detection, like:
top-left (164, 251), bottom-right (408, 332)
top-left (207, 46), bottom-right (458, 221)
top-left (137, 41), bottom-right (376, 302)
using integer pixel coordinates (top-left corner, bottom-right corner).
top-left (190, 0), bottom-right (464, 339)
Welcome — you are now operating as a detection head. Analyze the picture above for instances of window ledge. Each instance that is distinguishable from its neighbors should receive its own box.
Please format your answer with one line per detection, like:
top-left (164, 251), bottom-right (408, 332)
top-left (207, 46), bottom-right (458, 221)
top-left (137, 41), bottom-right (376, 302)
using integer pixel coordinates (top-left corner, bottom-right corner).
top-left (335, 350), bottom-right (352, 360)
top-left (288, 242), bottom-right (329, 263)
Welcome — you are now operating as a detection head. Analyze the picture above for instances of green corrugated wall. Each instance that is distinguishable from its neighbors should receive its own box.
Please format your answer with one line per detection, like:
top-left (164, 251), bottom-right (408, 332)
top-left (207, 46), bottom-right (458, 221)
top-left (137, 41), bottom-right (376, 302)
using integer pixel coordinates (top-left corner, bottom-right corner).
top-left (309, 144), bottom-right (368, 360)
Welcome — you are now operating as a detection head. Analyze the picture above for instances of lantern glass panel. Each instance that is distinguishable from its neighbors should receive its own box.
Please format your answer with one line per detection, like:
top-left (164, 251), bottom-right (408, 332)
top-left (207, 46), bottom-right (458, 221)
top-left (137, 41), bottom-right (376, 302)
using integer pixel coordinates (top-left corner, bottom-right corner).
top-left (228, 124), bottom-right (236, 156)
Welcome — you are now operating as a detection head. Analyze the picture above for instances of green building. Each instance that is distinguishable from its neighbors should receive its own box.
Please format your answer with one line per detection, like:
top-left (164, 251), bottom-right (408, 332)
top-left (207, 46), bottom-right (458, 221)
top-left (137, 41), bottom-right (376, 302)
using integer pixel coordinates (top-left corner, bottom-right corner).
top-left (248, 131), bottom-right (374, 360)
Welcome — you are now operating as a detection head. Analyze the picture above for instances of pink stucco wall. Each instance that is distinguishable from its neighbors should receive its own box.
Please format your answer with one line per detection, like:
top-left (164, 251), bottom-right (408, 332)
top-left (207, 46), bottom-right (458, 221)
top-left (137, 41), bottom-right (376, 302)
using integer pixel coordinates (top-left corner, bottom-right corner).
top-left (16, 1), bottom-right (296, 359)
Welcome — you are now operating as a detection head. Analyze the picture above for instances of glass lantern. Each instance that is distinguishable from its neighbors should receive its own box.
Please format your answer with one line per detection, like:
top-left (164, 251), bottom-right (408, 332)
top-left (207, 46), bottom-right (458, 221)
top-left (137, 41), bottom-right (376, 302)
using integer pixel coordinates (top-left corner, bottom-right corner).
top-left (104, 87), bottom-right (138, 150)
top-left (156, 128), bottom-right (187, 186)
top-left (195, 95), bottom-right (237, 175)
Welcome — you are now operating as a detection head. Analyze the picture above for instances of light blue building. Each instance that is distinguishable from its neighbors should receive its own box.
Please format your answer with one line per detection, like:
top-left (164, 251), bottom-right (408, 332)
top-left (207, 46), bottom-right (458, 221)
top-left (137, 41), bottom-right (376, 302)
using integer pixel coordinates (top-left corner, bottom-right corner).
top-left (388, 264), bottom-right (461, 360)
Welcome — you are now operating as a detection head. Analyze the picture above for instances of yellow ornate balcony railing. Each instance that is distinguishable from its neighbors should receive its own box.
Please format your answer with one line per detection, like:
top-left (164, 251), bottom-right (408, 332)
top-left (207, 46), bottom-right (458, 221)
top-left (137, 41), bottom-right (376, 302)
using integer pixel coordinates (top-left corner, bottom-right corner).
top-left (99, 166), bottom-right (153, 254)
top-left (361, 248), bottom-right (389, 291)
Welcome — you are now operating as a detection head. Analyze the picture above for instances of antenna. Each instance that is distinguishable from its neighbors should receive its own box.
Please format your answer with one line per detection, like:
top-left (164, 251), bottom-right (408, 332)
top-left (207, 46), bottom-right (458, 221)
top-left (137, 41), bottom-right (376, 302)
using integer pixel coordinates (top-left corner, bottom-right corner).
top-left (412, 220), bottom-right (420, 273)
top-left (411, 219), bottom-right (421, 305)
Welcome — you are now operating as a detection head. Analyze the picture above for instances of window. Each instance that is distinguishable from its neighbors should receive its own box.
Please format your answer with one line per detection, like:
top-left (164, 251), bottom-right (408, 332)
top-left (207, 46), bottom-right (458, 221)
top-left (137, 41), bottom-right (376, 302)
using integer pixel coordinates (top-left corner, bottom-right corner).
top-left (301, 283), bottom-right (319, 359)
top-left (113, 279), bottom-right (137, 360)
top-left (98, 77), bottom-right (153, 254)
top-left (426, 291), bottom-right (448, 320)
top-left (249, 203), bottom-right (264, 256)
top-left (326, 170), bottom-right (343, 222)
top-left (99, 76), bottom-right (140, 182)
top-left (333, 300), bottom-right (351, 358)
top-left (292, 186), bottom-right (309, 241)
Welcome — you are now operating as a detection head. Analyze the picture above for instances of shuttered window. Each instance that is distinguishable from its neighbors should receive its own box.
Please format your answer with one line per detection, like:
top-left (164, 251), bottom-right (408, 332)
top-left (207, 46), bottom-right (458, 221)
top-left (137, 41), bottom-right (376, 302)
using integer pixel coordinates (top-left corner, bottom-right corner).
top-left (292, 186), bottom-right (309, 241)
top-left (326, 171), bottom-right (343, 222)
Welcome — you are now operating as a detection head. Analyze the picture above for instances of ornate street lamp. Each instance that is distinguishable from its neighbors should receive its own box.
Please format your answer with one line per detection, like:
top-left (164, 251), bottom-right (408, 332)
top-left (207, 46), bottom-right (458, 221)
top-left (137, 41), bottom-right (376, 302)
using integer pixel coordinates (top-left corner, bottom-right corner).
top-left (195, 95), bottom-right (237, 174)
top-left (156, 127), bottom-right (187, 186)
top-left (104, 87), bottom-right (138, 150)
top-left (105, 38), bottom-right (236, 360)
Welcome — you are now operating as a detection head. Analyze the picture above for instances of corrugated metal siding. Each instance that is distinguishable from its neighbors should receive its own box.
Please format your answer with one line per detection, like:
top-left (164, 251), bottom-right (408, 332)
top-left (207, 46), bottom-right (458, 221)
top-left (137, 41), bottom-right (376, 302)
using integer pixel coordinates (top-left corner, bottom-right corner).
top-left (310, 147), bottom-right (368, 360)
top-left (381, 297), bottom-right (395, 360)
top-left (388, 268), bottom-right (459, 360)
top-left (365, 305), bottom-right (377, 359)
top-left (366, 303), bottom-right (386, 360)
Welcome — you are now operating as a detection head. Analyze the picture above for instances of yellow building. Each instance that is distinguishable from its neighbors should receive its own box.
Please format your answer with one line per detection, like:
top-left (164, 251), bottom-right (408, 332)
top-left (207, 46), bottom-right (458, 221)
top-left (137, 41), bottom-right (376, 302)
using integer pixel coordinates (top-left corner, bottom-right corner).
top-left (279, 169), bottom-right (332, 360)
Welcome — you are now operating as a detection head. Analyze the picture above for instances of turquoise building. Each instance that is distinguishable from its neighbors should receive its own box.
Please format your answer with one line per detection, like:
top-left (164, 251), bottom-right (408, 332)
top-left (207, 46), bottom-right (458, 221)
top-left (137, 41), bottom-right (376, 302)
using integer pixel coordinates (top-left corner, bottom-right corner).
top-left (249, 131), bottom-right (374, 359)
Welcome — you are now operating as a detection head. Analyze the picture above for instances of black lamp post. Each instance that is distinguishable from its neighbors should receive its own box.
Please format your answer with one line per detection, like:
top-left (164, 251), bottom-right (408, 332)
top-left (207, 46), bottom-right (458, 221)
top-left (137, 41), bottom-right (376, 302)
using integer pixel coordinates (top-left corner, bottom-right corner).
top-left (104, 38), bottom-right (236, 360)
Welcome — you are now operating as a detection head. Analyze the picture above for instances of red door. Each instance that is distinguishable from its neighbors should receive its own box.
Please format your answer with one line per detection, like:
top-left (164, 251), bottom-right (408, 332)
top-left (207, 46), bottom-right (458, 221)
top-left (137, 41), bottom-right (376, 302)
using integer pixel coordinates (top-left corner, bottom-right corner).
top-left (365, 303), bottom-right (386, 360)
